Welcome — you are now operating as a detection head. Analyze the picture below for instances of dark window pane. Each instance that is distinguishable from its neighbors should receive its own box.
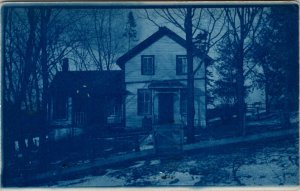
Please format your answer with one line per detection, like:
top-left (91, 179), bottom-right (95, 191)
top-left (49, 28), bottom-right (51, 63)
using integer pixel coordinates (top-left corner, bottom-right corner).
top-left (54, 97), bottom-right (68, 119)
top-left (141, 55), bottom-right (154, 75)
top-left (176, 55), bottom-right (187, 75)
top-left (138, 89), bottom-right (152, 115)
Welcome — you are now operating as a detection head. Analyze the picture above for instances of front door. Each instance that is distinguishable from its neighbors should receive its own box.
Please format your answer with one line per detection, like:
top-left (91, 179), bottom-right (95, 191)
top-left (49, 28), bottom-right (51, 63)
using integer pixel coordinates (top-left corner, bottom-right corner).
top-left (158, 93), bottom-right (174, 124)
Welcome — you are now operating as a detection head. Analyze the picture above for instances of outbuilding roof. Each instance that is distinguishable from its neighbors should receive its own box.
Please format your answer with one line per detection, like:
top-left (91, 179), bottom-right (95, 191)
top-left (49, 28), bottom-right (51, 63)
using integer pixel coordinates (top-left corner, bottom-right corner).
top-left (50, 70), bottom-right (124, 97)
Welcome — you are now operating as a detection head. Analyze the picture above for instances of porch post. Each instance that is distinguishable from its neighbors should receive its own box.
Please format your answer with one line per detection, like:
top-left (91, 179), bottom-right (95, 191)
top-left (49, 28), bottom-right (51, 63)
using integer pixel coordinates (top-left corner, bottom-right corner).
top-left (152, 90), bottom-right (155, 125)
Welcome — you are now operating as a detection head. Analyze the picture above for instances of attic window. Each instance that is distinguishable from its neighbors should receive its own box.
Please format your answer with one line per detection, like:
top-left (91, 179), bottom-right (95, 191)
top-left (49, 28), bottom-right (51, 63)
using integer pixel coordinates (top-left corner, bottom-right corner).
top-left (141, 55), bottom-right (154, 75)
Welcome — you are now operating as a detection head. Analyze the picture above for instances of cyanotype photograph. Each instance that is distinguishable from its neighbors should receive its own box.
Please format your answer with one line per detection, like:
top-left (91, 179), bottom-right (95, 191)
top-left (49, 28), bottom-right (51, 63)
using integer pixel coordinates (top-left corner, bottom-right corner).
top-left (1, 2), bottom-right (299, 188)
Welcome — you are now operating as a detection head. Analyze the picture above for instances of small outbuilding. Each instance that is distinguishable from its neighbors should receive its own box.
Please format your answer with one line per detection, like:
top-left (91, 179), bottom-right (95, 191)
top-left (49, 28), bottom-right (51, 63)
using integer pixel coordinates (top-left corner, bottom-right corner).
top-left (48, 61), bottom-right (125, 131)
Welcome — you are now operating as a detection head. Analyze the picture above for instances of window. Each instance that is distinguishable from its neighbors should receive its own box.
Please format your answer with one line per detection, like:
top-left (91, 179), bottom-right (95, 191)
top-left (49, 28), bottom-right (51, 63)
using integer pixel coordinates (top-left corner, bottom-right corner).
top-left (138, 89), bottom-right (152, 115)
top-left (108, 98), bottom-right (122, 116)
top-left (53, 97), bottom-right (68, 119)
top-left (180, 89), bottom-right (187, 114)
top-left (107, 98), bottom-right (122, 124)
top-left (176, 55), bottom-right (187, 75)
top-left (141, 55), bottom-right (154, 75)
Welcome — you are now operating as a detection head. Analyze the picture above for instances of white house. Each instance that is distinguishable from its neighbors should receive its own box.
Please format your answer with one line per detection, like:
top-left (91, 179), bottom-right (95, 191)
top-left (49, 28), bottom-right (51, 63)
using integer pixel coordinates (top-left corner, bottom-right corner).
top-left (117, 27), bottom-right (211, 129)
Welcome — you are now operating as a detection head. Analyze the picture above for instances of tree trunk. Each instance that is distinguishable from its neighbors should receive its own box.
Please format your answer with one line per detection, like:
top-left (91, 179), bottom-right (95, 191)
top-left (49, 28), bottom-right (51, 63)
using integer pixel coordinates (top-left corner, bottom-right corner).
top-left (281, 70), bottom-right (291, 128)
top-left (107, 10), bottom-right (112, 70)
top-left (236, 55), bottom-right (246, 135)
top-left (39, 9), bottom-right (51, 156)
top-left (40, 8), bottom-right (51, 124)
top-left (15, 8), bottom-right (37, 109)
top-left (185, 8), bottom-right (195, 143)
top-left (236, 10), bottom-right (246, 136)
top-left (2, 8), bottom-right (10, 182)
top-left (265, 81), bottom-right (270, 114)
top-left (33, 65), bottom-right (41, 112)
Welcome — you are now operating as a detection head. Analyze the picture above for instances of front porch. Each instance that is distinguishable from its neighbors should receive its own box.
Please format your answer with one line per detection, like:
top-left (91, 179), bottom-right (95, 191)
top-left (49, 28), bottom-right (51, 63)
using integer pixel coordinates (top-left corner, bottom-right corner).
top-left (125, 80), bottom-right (205, 129)
top-left (71, 95), bottom-right (124, 129)
top-left (48, 95), bottom-right (125, 136)
top-left (146, 80), bottom-right (204, 128)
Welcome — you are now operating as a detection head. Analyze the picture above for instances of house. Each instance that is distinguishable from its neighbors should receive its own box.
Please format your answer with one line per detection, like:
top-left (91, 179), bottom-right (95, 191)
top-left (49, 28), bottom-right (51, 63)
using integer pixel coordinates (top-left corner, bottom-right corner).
top-left (49, 27), bottom-right (211, 132)
top-left (48, 59), bottom-right (125, 130)
top-left (117, 27), bottom-right (211, 129)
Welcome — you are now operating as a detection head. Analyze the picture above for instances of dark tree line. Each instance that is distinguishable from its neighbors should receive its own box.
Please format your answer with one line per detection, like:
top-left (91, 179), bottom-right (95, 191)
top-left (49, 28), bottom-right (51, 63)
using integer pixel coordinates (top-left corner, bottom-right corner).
top-left (2, 8), bottom-right (83, 172)
top-left (251, 6), bottom-right (298, 127)
top-left (213, 5), bottom-right (298, 130)
top-left (2, 7), bottom-right (135, 170)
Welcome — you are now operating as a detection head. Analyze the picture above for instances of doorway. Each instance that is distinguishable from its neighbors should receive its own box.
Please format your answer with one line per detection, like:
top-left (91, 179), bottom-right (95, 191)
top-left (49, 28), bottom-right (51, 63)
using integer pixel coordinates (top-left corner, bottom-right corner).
top-left (158, 93), bottom-right (174, 124)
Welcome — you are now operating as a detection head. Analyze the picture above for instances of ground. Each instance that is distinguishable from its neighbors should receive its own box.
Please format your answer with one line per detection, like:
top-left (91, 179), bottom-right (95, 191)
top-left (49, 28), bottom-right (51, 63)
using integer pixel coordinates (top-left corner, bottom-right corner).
top-left (6, 112), bottom-right (298, 187)
top-left (51, 135), bottom-right (299, 187)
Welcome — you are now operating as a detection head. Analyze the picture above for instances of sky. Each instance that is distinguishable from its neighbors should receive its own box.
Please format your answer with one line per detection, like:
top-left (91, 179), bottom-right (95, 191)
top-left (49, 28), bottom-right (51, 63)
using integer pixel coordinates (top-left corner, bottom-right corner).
top-left (6, 6), bottom-right (266, 106)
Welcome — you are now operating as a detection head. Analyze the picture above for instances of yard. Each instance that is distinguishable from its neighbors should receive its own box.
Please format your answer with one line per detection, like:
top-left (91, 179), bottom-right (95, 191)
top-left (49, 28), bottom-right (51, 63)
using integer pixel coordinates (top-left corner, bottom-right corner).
top-left (51, 134), bottom-right (299, 187)
top-left (3, 111), bottom-right (299, 187)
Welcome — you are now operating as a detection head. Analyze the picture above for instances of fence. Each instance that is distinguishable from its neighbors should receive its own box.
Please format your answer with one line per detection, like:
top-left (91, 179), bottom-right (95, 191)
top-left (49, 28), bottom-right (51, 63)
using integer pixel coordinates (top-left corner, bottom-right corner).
top-left (207, 103), bottom-right (266, 121)
top-left (246, 102), bottom-right (266, 120)
top-left (74, 112), bottom-right (87, 126)
top-left (153, 124), bottom-right (184, 156)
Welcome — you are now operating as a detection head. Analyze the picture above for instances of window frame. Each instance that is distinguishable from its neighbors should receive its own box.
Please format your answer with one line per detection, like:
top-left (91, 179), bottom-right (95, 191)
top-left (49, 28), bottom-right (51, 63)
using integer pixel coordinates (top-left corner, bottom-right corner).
top-left (137, 89), bottom-right (152, 115)
top-left (108, 98), bottom-right (122, 117)
top-left (141, 55), bottom-right (155, 75)
top-left (107, 97), bottom-right (123, 124)
top-left (176, 55), bottom-right (188, 75)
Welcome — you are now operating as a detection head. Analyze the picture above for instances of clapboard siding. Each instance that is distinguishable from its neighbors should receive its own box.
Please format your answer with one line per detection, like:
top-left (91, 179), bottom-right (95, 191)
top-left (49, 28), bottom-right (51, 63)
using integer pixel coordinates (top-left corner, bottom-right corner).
top-left (124, 35), bottom-right (206, 129)
top-left (125, 36), bottom-right (204, 83)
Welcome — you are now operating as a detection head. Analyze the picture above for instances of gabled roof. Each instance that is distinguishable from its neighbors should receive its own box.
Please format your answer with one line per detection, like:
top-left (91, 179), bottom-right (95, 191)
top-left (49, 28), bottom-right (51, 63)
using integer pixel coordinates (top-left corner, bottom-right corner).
top-left (116, 26), bottom-right (213, 69)
top-left (50, 70), bottom-right (124, 96)
top-left (116, 27), bottom-right (186, 69)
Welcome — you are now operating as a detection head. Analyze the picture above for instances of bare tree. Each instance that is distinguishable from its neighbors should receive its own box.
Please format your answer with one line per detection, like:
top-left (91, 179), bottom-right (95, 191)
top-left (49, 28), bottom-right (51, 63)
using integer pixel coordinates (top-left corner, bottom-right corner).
top-left (2, 8), bottom-right (83, 155)
top-left (224, 7), bottom-right (263, 135)
top-left (143, 8), bottom-right (225, 143)
top-left (73, 9), bottom-right (127, 71)
top-left (16, 8), bottom-right (39, 110)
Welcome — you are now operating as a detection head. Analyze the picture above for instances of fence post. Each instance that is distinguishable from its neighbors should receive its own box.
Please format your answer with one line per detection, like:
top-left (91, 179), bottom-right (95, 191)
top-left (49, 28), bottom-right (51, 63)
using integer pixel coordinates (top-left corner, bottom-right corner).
top-left (135, 136), bottom-right (140, 152)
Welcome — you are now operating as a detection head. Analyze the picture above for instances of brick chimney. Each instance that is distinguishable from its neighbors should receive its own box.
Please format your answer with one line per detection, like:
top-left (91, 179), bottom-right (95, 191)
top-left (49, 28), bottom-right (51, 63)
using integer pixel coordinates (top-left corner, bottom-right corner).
top-left (62, 58), bottom-right (69, 72)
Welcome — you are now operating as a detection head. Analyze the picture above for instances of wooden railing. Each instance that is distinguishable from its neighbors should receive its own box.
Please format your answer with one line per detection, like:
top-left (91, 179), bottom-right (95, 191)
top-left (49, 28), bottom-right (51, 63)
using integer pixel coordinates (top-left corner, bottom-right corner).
top-left (107, 115), bottom-right (122, 124)
top-left (74, 112), bottom-right (87, 126)
top-left (246, 102), bottom-right (266, 120)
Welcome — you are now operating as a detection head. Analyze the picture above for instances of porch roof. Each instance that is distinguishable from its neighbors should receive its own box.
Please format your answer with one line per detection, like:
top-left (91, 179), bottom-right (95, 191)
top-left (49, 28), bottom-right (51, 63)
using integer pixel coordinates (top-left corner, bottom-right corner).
top-left (148, 80), bottom-right (186, 89)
